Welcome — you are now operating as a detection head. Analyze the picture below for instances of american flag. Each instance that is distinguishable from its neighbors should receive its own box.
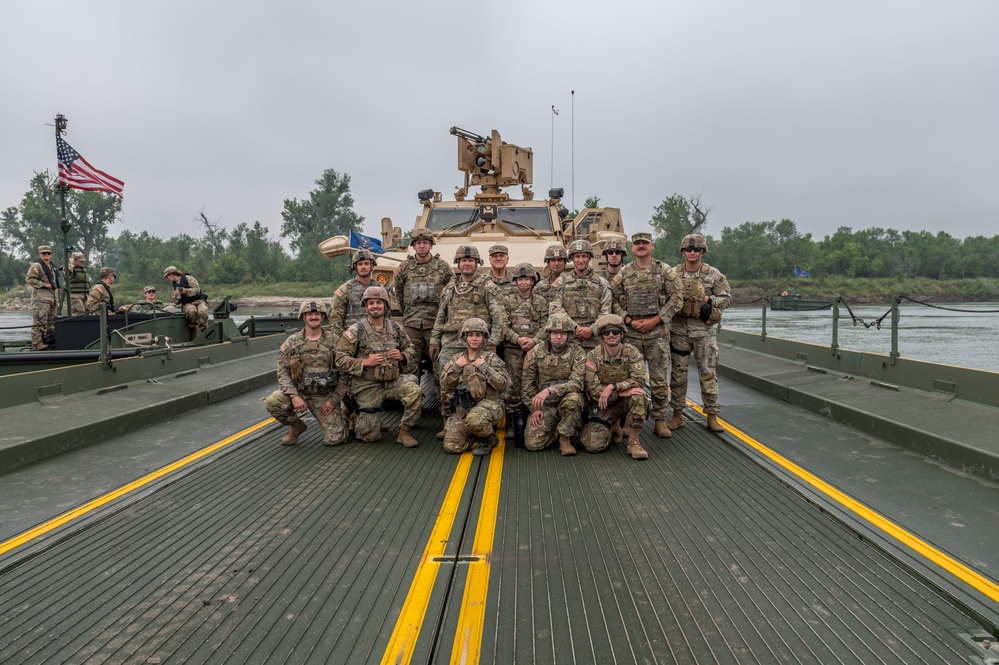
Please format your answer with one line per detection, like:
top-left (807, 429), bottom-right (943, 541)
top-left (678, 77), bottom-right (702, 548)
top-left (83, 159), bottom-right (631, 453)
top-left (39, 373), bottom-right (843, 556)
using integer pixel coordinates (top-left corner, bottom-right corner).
top-left (56, 136), bottom-right (124, 198)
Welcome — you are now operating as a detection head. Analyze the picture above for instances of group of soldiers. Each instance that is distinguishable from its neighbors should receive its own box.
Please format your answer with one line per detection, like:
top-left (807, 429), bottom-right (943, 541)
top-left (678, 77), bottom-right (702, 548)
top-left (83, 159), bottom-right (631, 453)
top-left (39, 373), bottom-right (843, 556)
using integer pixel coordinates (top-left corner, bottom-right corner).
top-left (265, 228), bottom-right (731, 460)
top-left (24, 244), bottom-right (208, 349)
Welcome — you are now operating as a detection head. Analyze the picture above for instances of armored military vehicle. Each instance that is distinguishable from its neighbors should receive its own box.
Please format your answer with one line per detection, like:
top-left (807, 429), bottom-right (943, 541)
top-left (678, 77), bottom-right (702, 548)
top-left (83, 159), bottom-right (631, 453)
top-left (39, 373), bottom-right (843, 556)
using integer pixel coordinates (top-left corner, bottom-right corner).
top-left (319, 126), bottom-right (626, 305)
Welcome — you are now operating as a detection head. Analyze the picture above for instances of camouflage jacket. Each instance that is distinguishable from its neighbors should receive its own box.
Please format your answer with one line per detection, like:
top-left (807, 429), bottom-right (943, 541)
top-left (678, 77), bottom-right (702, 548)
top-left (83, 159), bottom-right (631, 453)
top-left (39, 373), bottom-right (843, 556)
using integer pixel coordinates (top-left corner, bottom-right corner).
top-left (501, 290), bottom-right (549, 347)
top-left (533, 274), bottom-right (562, 303)
top-left (521, 341), bottom-right (586, 408)
top-left (583, 343), bottom-right (648, 406)
top-left (430, 274), bottom-right (507, 349)
top-left (671, 262), bottom-right (732, 338)
top-left (610, 259), bottom-right (683, 339)
top-left (329, 277), bottom-right (374, 338)
top-left (172, 274), bottom-right (206, 305)
top-left (549, 268), bottom-right (612, 330)
top-left (486, 271), bottom-right (519, 300)
top-left (440, 350), bottom-right (510, 406)
top-left (277, 328), bottom-right (338, 398)
top-left (85, 283), bottom-right (116, 313)
top-left (25, 261), bottom-right (60, 292)
top-left (393, 254), bottom-right (453, 329)
top-left (335, 317), bottom-right (417, 381)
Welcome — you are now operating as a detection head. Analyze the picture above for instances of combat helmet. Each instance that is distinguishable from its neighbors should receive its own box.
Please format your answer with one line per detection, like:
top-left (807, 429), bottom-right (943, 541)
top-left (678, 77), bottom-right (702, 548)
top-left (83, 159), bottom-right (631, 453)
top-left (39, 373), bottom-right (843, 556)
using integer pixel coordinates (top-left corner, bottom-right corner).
top-left (351, 249), bottom-right (379, 271)
top-left (543, 244), bottom-right (569, 262)
top-left (545, 313), bottom-right (575, 333)
top-left (298, 299), bottom-right (328, 320)
top-left (511, 262), bottom-right (538, 284)
top-left (602, 238), bottom-right (627, 255)
top-left (411, 227), bottom-right (435, 246)
top-left (361, 286), bottom-right (390, 306)
top-left (593, 313), bottom-right (625, 335)
top-left (460, 317), bottom-right (489, 337)
top-left (453, 244), bottom-right (482, 265)
top-left (680, 234), bottom-right (708, 253)
top-left (567, 239), bottom-right (594, 258)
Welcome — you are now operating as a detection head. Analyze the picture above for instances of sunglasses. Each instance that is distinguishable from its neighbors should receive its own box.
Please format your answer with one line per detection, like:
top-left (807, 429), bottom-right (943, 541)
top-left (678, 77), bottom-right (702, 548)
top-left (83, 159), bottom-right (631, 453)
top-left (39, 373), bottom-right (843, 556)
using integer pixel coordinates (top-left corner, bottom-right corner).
top-left (604, 250), bottom-right (626, 256)
top-left (40, 252), bottom-right (52, 255)
top-left (682, 247), bottom-right (704, 253)
top-left (600, 328), bottom-right (623, 337)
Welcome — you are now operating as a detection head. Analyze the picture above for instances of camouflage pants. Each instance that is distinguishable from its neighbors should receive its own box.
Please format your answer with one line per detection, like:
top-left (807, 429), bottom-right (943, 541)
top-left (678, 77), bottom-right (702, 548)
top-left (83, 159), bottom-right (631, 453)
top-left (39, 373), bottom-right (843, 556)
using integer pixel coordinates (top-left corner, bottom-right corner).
top-left (524, 392), bottom-right (584, 451)
top-left (70, 294), bottom-right (87, 315)
top-left (443, 398), bottom-right (504, 454)
top-left (263, 390), bottom-right (348, 445)
top-left (436, 345), bottom-right (465, 413)
top-left (182, 301), bottom-right (209, 335)
top-left (625, 332), bottom-right (670, 421)
top-left (405, 325), bottom-right (438, 385)
top-left (31, 292), bottom-right (57, 349)
top-left (669, 333), bottom-right (720, 415)
top-left (502, 345), bottom-right (527, 411)
top-left (580, 394), bottom-right (649, 453)
top-left (351, 374), bottom-right (422, 443)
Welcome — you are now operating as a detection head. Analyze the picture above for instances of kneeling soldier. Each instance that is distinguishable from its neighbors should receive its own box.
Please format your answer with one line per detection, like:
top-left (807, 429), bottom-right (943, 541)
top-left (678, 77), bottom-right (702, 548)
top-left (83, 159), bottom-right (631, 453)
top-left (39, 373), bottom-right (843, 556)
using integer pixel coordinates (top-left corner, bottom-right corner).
top-left (439, 318), bottom-right (510, 456)
top-left (581, 314), bottom-right (650, 460)
top-left (335, 286), bottom-right (422, 447)
top-left (264, 299), bottom-right (348, 446)
top-left (522, 314), bottom-right (586, 455)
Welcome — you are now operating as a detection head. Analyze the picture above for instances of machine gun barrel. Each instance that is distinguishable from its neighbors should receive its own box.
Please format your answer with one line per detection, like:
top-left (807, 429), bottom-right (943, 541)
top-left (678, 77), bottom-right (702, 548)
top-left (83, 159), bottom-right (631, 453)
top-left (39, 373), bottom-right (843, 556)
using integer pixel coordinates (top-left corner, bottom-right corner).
top-left (449, 126), bottom-right (487, 144)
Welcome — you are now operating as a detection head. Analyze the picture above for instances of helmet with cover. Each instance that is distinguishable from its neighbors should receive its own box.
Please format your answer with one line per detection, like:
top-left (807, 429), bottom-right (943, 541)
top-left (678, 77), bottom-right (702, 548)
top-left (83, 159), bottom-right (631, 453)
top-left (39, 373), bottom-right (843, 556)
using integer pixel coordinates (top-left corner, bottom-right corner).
top-left (543, 244), bottom-right (569, 262)
top-left (361, 286), bottom-right (390, 306)
top-left (460, 317), bottom-right (489, 337)
top-left (567, 239), bottom-right (594, 258)
top-left (593, 313), bottom-right (625, 335)
top-left (453, 244), bottom-right (482, 265)
top-left (411, 228), bottom-right (435, 246)
top-left (545, 313), bottom-right (575, 333)
top-left (602, 238), bottom-right (627, 255)
top-left (680, 234), bottom-right (708, 253)
top-left (351, 249), bottom-right (379, 271)
top-left (298, 299), bottom-right (328, 320)
top-left (511, 262), bottom-right (538, 283)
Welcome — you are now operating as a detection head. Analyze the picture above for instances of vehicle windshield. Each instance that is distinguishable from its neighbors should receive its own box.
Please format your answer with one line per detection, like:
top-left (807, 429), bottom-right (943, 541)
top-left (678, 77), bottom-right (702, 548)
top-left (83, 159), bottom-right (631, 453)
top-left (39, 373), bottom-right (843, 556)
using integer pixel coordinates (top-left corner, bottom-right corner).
top-left (426, 207), bottom-right (555, 233)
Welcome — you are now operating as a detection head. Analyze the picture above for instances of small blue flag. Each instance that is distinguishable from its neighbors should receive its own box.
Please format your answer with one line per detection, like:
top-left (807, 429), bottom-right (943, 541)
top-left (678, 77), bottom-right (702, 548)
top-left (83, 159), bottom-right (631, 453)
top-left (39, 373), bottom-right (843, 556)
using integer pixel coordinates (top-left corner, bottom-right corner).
top-left (350, 231), bottom-right (383, 254)
top-left (794, 266), bottom-right (810, 278)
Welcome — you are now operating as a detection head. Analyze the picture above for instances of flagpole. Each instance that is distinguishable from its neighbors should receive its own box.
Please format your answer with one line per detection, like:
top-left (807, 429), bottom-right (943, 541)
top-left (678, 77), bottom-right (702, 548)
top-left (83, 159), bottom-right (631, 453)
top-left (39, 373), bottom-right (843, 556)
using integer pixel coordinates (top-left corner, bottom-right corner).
top-left (550, 105), bottom-right (558, 192)
top-left (570, 90), bottom-right (575, 214)
top-left (55, 113), bottom-right (72, 317)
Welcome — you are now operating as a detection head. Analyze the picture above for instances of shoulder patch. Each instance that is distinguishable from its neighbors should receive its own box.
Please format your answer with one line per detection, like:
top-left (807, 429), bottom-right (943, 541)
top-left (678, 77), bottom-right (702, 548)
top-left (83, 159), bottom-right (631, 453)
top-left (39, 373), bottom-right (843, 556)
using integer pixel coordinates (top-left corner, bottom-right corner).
top-left (343, 328), bottom-right (356, 340)
top-left (585, 359), bottom-right (597, 370)
top-left (334, 286), bottom-right (346, 298)
top-left (525, 349), bottom-right (534, 362)
top-left (551, 276), bottom-right (563, 288)
top-left (612, 272), bottom-right (623, 284)
top-left (393, 268), bottom-right (399, 278)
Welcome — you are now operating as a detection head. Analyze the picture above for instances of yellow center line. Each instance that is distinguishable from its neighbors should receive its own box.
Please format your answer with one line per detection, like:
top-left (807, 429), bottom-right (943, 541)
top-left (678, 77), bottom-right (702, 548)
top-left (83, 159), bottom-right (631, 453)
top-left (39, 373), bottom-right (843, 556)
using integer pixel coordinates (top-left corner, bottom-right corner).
top-left (0, 418), bottom-right (275, 557)
top-left (691, 405), bottom-right (999, 603)
top-left (381, 453), bottom-right (474, 665)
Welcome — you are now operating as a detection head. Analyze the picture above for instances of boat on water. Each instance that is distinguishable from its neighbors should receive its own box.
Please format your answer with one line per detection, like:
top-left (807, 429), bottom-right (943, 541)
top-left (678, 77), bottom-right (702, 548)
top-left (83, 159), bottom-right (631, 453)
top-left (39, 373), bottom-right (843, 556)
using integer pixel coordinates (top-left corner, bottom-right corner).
top-left (768, 293), bottom-right (833, 310)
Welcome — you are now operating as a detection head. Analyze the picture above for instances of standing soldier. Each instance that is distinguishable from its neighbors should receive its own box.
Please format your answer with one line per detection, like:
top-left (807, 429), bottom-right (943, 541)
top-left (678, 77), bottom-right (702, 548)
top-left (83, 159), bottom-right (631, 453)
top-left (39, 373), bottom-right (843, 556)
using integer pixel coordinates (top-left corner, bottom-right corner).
top-left (611, 232), bottom-right (683, 439)
top-left (485, 245), bottom-right (518, 299)
top-left (330, 250), bottom-right (378, 338)
top-left (64, 252), bottom-right (90, 315)
top-left (533, 244), bottom-right (568, 302)
top-left (596, 238), bottom-right (627, 282)
top-left (25, 245), bottom-right (60, 349)
top-left (581, 314), bottom-right (650, 460)
top-left (86, 267), bottom-right (128, 315)
top-left (439, 318), bottom-right (510, 456)
top-left (522, 313), bottom-right (586, 456)
top-left (669, 234), bottom-right (732, 433)
top-left (393, 228), bottom-right (453, 383)
top-left (335, 286), bottom-right (422, 448)
top-left (500, 262), bottom-right (549, 417)
top-left (549, 239), bottom-right (612, 350)
top-left (163, 266), bottom-right (209, 339)
top-left (263, 299), bottom-right (348, 446)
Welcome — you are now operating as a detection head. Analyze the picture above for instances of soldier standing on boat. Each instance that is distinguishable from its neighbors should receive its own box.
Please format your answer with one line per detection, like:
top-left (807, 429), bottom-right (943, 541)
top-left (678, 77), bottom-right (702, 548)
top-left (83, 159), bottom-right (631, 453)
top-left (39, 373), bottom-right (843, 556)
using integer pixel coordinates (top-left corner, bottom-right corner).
top-left (86, 267), bottom-right (128, 316)
top-left (335, 286), bottom-right (422, 448)
top-left (63, 252), bottom-right (90, 315)
top-left (500, 262), bottom-right (549, 418)
top-left (485, 244), bottom-right (518, 299)
top-left (330, 250), bottom-right (378, 338)
top-left (668, 233), bottom-right (732, 433)
top-left (522, 313), bottom-right (586, 456)
top-left (533, 244), bottom-right (568, 302)
top-left (548, 239), bottom-right (612, 351)
top-left (264, 299), bottom-right (348, 446)
top-left (581, 313), bottom-right (650, 460)
top-left (596, 238), bottom-right (627, 282)
top-left (25, 245), bottom-right (60, 349)
top-left (439, 318), bottom-right (510, 456)
top-left (611, 232), bottom-right (683, 439)
top-left (392, 228), bottom-right (453, 385)
top-left (163, 266), bottom-right (209, 339)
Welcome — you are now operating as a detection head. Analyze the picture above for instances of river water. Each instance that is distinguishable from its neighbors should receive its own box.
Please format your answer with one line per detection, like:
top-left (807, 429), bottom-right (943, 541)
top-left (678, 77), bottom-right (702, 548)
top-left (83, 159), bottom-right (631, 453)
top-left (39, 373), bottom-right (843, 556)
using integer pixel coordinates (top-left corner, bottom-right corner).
top-left (2, 303), bottom-right (997, 373)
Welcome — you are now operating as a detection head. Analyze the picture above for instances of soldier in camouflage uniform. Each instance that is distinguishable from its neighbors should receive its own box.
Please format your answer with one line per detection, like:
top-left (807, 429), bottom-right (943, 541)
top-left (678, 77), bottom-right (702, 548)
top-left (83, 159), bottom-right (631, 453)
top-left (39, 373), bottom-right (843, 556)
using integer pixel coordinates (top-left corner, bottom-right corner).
top-left (581, 314), bottom-right (650, 460)
top-left (125, 286), bottom-right (179, 314)
top-left (533, 244), bottom-right (568, 303)
top-left (335, 287), bottom-right (422, 447)
top-left (63, 252), bottom-right (90, 315)
top-left (500, 262), bottom-right (549, 414)
top-left (393, 228), bottom-right (453, 384)
top-left (611, 231), bottom-right (683, 438)
top-left (86, 267), bottom-right (128, 315)
top-left (549, 239), bottom-right (612, 351)
top-left (668, 234), bottom-right (732, 433)
top-left (264, 299), bottom-right (348, 446)
top-left (164, 266), bottom-right (209, 339)
top-left (439, 318), bottom-right (510, 456)
top-left (25, 245), bottom-right (60, 349)
top-left (485, 244), bottom-right (518, 299)
top-left (522, 313), bottom-right (586, 456)
top-left (329, 250), bottom-right (378, 338)
top-left (595, 238), bottom-right (627, 283)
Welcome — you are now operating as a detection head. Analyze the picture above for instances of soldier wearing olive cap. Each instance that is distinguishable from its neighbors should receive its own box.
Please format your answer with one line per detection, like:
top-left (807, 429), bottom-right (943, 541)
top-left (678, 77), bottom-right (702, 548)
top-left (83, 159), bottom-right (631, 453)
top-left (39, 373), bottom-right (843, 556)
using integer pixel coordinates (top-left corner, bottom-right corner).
top-left (485, 244), bottom-right (518, 299)
top-left (25, 245), bottom-right (60, 349)
top-left (86, 267), bottom-right (128, 315)
top-left (164, 265), bottom-right (209, 339)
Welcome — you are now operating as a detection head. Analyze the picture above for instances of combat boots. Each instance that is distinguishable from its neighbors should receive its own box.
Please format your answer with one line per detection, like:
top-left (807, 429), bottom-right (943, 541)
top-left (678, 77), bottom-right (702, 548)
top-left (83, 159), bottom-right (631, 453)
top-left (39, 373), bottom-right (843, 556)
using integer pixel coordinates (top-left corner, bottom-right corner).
top-left (611, 421), bottom-right (624, 444)
top-left (706, 414), bottom-right (724, 433)
top-left (626, 428), bottom-right (648, 460)
top-left (666, 409), bottom-right (685, 430)
top-left (654, 420), bottom-right (672, 438)
top-left (398, 424), bottom-right (418, 448)
top-left (558, 435), bottom-right (577, 456)
top-left (281, 419), bottom-right (307, 445)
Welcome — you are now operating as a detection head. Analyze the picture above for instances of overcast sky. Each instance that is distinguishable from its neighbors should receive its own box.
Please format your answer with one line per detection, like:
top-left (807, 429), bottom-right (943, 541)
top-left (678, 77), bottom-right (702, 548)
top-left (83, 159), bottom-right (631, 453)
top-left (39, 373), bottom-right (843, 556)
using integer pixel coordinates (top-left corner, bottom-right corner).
top-left (2, 1), bottom-right (997, 249)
